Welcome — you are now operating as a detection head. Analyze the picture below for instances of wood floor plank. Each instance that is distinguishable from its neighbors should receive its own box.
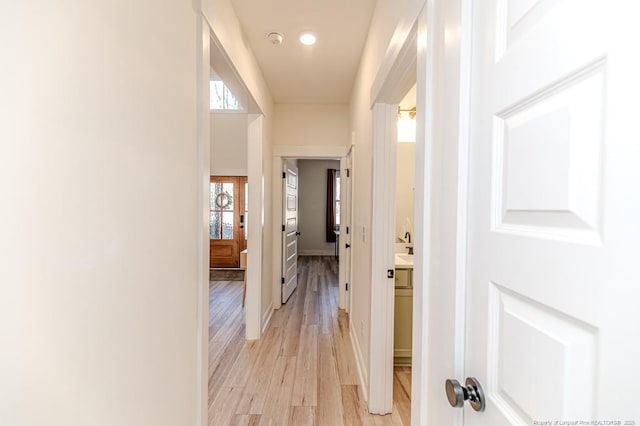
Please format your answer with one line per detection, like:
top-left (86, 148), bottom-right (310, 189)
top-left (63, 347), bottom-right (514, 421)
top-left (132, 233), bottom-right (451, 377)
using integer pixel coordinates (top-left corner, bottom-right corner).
top-left (341, 385), bottom-right (365, 425)
top-left (209, 323), bottom-right (246, 402)
top-left (208, 385), bottom-right (244, 426)
top-left (302, 286), bottom-right (319, 325)
top-left (393, 368), bottom-right (411, 426)
top-left (223, 336), bottom-right (262, 388)
top-left (318, 275), bottom-right (334, 335)
top-left (288, 406), bottom-right (315, 426)
top-left (291, 325), bottom-right (318, 406)
top-left (316, 333), bottom-right (345, 425)
top-left (333, 312), bottom-right (360, 385)
top-left (209, 257), bottom-right (408, 426)
top-left (258, 356), bottom-right (297, 425)
top-left (280, 279), bottom-right (306, 357)
top-left (394, 367), bottom-right (411, 397)
top-left (208, 316), bottom-right (243, 369)
top-left (229, 414), bottom-right (261, 426)
top-left (235, 326), bottom-right (284, 414)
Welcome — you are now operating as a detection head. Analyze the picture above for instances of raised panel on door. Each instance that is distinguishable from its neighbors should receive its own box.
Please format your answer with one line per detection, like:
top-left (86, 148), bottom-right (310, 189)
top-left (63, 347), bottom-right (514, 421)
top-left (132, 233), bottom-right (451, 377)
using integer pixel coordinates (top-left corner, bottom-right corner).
top-left (465, 0), bottom-right (639, 424)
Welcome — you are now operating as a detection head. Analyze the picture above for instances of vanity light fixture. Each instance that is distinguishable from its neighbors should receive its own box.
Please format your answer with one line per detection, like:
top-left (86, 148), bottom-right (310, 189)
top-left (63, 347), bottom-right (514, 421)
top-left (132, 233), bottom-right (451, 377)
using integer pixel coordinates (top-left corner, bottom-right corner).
top-left (397, 107), bottom-right (417, 143)
top-left (299, 32), bottom-right (317, 46)
top-left (398, 107), bottom-right (416, 119)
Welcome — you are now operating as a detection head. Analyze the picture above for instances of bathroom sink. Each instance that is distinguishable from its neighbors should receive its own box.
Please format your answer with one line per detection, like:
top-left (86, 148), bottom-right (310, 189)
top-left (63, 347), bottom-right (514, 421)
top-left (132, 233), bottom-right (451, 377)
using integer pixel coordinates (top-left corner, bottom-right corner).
top-left (395, 253), bottom-right (414, 268)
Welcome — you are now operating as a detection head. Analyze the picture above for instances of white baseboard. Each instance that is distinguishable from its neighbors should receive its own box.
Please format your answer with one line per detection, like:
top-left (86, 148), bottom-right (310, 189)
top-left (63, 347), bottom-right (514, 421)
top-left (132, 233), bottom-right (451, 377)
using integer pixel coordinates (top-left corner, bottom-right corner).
top-left (349, 317), bottom-right (369, 403)
top-left (394, 349), bottom-right (412, 358)
top-left (298, 250), bottom-right (335, 256)
top-left (261, 303), bottom-right (273, 335)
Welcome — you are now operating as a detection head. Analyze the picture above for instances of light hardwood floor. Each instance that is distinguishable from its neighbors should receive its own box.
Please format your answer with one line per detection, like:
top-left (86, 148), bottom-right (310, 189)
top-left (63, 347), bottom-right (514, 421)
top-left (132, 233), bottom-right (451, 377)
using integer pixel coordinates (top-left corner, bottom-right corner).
top-left (209, 256), bottom-right (410, 425)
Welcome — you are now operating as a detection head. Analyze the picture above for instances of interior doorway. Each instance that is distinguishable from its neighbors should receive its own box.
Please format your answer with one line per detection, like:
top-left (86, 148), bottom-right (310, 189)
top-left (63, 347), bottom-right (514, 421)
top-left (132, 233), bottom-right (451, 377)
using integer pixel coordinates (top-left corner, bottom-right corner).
top-left (278, 157), bottom-right (345, 306)
top-left (271, 146), bottom-right (352, 312)
top-left (368, 13), bottom-right (425, 421)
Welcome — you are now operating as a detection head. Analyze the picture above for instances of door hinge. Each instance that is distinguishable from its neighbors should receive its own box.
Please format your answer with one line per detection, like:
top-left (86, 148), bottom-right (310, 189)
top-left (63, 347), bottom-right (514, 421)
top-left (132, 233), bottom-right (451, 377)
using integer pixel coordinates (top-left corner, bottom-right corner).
top-left (282, 224), bottom-right (285, 232)
top-left (346, 226), bottom-right (349, 234)
top-left (281, 277), bottom-right (285, 284)
top-left (387, 269), bottom-right (395, 279)
top-left (346, 168), bottom-right (350, 178)
top-left (282, 172), bottom-right (286, 179)
top-left (346, 283), bottom-right (349, 291)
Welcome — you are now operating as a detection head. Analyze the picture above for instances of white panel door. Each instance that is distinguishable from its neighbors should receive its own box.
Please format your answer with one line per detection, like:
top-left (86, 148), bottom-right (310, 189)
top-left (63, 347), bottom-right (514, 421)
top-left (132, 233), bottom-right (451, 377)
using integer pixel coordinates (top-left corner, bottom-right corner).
top-left (463, 0), bottom-right (640, 424)
top-left (282, 160), bottom-right (299, 304)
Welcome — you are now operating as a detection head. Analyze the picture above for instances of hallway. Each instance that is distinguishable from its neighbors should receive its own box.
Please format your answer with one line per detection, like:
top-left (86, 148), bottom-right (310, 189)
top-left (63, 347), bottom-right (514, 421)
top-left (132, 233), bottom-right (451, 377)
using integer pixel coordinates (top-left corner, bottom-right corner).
top-left (208, 256), bottom-right (410, 425)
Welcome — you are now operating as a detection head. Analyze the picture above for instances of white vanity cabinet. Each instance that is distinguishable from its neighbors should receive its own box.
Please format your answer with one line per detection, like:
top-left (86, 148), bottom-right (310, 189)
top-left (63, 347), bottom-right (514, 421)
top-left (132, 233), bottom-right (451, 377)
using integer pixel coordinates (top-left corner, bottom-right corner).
top-left (394, 266), bottom-right (413, 366)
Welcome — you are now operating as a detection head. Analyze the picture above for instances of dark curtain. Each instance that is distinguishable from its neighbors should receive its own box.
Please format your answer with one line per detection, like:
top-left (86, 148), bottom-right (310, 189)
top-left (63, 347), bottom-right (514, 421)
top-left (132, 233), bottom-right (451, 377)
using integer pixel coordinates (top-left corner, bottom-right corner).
top-left (326, 169), bottom-right (337, 242)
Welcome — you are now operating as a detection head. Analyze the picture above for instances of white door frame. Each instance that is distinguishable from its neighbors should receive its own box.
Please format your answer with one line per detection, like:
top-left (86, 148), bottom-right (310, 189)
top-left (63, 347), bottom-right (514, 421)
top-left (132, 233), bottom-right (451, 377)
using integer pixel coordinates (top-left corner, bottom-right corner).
top-left (195, 16), bottom-right (210, 426)
top-left (271, 145), bottom-right (350, 311)
top-left (368, 1), bottom-right (473, 421)
top-left (369, 103), bottom-right (400, 414)
top-left (245, 114), bottom-right (264, 340)
top-left (417, 0), bottom-right (472, 423)
top-left (368, 15), bottom-right (419, 414)
top-left (196, 13), bottom-right (269, 426)
top-left (340, 145), bottom-right (354, 313)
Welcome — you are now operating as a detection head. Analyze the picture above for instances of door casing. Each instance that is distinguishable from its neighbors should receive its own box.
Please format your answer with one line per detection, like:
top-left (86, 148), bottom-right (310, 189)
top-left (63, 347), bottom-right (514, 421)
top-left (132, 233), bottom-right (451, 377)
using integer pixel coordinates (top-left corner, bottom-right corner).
top-left (196, 21), bottom-right (269, 426)
top-left (271, 145), bottom-right (350, 312)
top-left (340, 145), bottom-right (354, 314)
top-left (368, 0), bottom-right (472, 423)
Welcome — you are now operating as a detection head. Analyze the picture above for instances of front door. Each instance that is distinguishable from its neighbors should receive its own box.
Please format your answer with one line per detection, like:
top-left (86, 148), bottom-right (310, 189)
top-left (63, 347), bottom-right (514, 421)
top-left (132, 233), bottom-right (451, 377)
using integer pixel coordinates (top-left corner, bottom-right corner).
top-left (210, 176), bottom-right (247, 268)
top-left (282, 160), bottom-right (299, 303)
top-left (462, 0), bottom-right (639, 423)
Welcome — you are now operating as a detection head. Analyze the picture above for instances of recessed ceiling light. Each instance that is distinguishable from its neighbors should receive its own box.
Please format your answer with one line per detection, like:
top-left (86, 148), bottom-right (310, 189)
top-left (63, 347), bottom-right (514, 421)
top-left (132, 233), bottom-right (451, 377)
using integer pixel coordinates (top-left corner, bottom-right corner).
top-left (299, 32), bottom-right (316, 46)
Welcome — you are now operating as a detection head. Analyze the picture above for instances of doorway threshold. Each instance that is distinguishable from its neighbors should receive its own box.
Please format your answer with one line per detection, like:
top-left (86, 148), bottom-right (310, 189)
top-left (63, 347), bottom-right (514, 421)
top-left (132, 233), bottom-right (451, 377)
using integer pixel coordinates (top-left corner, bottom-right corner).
top-left (209, 268), bottom-right (244, 281)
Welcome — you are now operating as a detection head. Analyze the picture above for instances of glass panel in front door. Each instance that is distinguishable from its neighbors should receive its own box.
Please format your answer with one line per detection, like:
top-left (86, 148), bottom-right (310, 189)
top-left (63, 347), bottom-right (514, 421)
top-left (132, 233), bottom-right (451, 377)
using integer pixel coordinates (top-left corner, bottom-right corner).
top-left (210, 182), bottom-right (234, 240)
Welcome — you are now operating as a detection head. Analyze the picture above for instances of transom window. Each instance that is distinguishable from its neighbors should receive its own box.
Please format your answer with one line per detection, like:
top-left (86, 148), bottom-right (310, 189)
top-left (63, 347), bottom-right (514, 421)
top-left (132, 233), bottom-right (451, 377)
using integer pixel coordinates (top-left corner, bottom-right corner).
top-left (210, 79), bottom-right (242, 111)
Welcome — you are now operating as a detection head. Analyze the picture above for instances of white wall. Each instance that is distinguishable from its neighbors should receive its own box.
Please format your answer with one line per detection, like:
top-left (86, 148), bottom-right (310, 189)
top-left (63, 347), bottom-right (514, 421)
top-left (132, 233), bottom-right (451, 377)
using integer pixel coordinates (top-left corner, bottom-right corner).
top-left (274, 104), bottom-right (349, 146)
top-left (0, 1), bottom-right (198, 425)
top-left (297, 160), bottom-right (341, 255)
top-left (396, 143), bottom-right (415, 241)
top-left (348, 0), bottom-right (425, 393)
top-left (210, 112), bottom-right (248, 175)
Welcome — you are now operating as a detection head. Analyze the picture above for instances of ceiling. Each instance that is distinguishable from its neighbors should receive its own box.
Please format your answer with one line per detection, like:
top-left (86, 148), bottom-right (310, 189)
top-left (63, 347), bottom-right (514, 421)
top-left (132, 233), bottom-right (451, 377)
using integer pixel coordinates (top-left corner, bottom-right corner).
top-left (399, 84), bottom-right (416, 110)
top-left (231, 0), bottom-right (377, 104)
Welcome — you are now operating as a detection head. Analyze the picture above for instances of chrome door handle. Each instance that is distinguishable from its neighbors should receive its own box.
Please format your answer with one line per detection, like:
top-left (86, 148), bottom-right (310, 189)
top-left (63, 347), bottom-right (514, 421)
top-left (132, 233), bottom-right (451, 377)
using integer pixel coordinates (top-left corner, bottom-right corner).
top-left (445, 377), bottom-right (485, 412)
